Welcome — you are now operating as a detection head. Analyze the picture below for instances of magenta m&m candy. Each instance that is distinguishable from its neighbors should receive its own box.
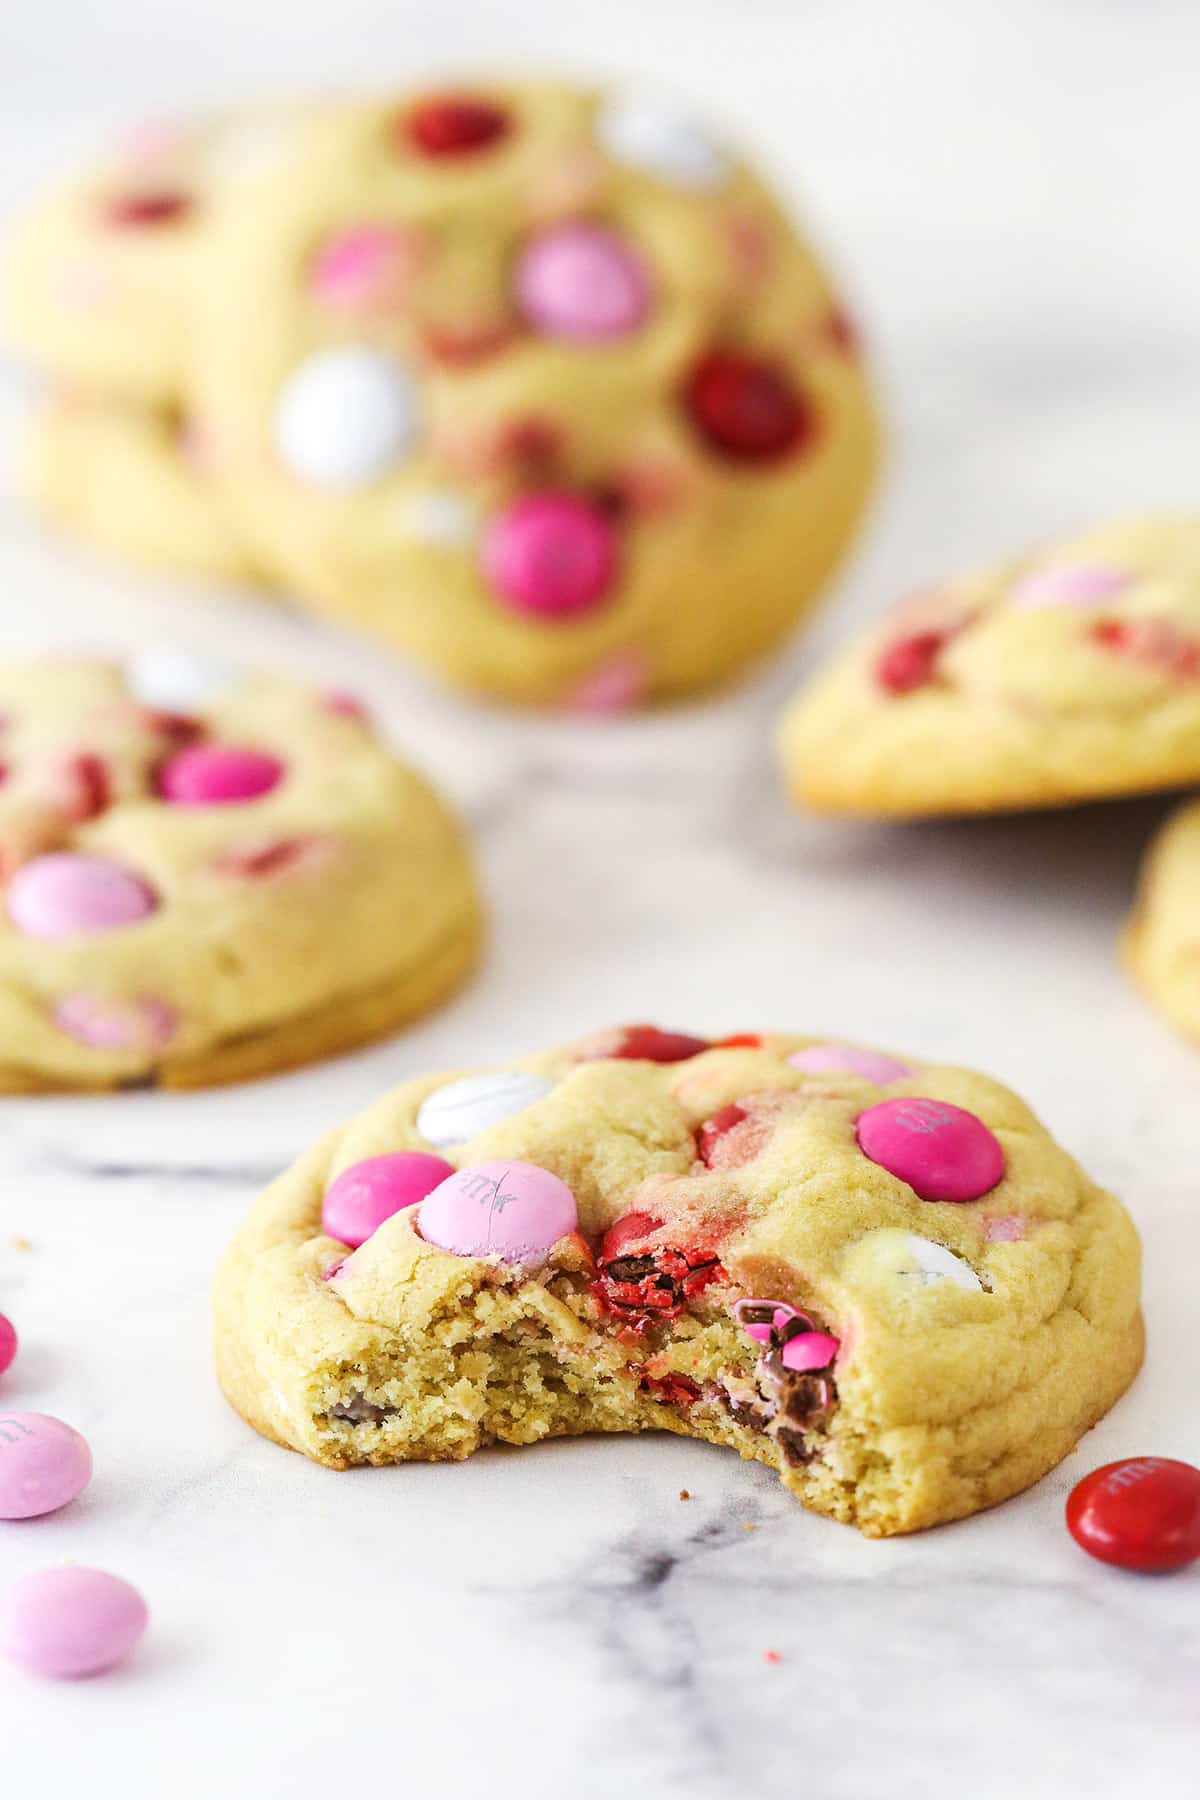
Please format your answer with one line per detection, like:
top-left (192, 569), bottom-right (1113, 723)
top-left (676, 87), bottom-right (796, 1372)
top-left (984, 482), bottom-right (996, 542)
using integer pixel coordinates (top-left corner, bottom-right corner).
top-left (0, 1413), bottom-right (92, 1519)
top-left (856, 1098), bottom-right (1004, 1203)
top-left (322, 1151), bottom-right (456, 1249)
top-left (419, 1160), bottom-right (578, 1261)
top-left (158, 744), bottom-right (284, 805)
top-left (482, 492), bottom-right (618, 620)
top-left (0, 1567), bottom-right (148, 1678)
top-left (515, 222), bottom-right (651, 342)
top-left (7, 853), bottom-right (157, 939)
top-left (788, 1044), bottom-right (913, 1083)
top-left (1066, 1458), bottom-right (1200, 1572)
top-left (0, 1316), bottom-right (16, 1377)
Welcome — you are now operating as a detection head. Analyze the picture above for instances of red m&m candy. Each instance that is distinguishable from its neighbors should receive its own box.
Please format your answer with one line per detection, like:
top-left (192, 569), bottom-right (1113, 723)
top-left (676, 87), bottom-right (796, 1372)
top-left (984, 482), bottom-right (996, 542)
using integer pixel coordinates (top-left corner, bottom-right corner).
top-left (609, 1024), bottom-right (710, 1063)
top-left (1066, 1458), bottom-right (1200, 1572)
top-left (682, 349), bottom-right (811, 463)
top-left (405, 95), bottom-right (510, 157)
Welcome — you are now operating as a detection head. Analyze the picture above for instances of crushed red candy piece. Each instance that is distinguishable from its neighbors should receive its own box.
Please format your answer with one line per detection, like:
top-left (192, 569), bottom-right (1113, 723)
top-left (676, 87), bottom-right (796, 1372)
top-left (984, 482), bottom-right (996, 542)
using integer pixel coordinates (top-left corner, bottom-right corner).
top-left (43, 753), bottom-right (111, 822)
top-left (874, 628), bottom-right (950, 695)
top-left (641, 1372), bottom-right (702, 1406)
top-left (683, 350), bottom-right (812, 463)
top-left (594, 1212), bottom-right (725, 1327)
top-left (715, 1032), bottom-right (761, 1049)
top-left (825, 308), bottom-right (859, 355)
top-left (697, 1103), bottom-right (748, 1167)
top-left (404, 95), bottom-right (510, 157)
top-left (423, 321), bottom-right (518, 367)
top-left (609, 1024), bottom-right (711, 1063)
top-left (213, 836), bottom-right (331, 878)
top-left (764, 1648), bottom-right (782, 1665)
top-left (1090, 617), bottom-right (1200, 680)
top-left (104, 190), bottom-right (192, 227)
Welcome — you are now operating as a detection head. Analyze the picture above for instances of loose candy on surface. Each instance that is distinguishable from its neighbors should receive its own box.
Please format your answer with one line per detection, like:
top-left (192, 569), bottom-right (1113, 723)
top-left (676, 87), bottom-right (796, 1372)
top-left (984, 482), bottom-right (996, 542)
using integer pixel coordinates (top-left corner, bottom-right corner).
top-left (53, 993), bottom-right (177, 1051)
top-left (0, 1316), bottom-right (16, 1377)
top-left (419, 1160), bottom-right (578, 1260)
top-left (158, 744), bottom-right (284, 805)
top-left (1066, 1458), bottom-right (1200, 1572)
top-left (0, 1413), bottom-right (92, 1520)
top-left (274, 346), bottom-right (421, 488)
top-left (322, 1152), bottom-right (456, 1249)
top-left (515, 222), bottom-right (651, 342)
top-left (0, 1567), bottom-right (148, 1678)
top-left (482, 492), bottom-right (618, 620)
top-left (416, 1070), bottom-right (557, 1147)
top-left (595, 94), bottom-right (730, 188)
top-left (856, 1098), bottom-right (1005, 1203)
top-left (125, 649), bottom-right (236, 711)
top-left (7, 854), bottom-right (157, 939)
top-left (788, 1043), bottom-right (913, 1083)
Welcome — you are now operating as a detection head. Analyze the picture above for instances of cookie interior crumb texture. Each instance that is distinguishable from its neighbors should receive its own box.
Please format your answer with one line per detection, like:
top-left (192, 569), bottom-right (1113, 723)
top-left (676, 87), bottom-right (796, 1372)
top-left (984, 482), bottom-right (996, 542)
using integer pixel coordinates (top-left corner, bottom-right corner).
top-left (213, 1029), bottom-right (1143, 1537)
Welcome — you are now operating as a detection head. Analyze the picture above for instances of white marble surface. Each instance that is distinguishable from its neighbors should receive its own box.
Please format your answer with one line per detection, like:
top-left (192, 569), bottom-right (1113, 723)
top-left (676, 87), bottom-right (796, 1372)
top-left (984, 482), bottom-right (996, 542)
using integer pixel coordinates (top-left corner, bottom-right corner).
top-left (1, 3), bottom-right (1198, 1794)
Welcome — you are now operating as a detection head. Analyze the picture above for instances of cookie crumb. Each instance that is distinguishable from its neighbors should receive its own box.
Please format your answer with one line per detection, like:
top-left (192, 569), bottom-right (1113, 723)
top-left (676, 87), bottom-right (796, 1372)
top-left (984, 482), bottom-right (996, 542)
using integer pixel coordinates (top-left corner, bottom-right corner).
top-left (679, 1489), bottom-right (690, 1501)
top-left (764, 1648), bottom-right (781, 1665)
top-left (10, 1234), bottom-right (32, 1252)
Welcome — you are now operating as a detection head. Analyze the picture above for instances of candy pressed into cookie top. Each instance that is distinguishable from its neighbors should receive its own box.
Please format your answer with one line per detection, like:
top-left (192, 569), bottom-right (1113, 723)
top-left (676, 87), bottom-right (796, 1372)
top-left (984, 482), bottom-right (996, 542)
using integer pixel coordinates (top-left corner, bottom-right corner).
top-left (214, 1025), bottom-right (1142, 1536)
top-left (0, 655), bottom-right (480, 1089)
top-left (778, 515), bottom-right (1200, 816)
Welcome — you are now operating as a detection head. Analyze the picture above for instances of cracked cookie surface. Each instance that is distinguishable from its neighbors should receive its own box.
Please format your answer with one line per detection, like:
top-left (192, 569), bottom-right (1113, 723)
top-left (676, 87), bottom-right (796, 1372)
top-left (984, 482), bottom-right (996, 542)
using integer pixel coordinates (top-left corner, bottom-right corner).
top-left (214, 1025), bottom-right (1142, 1536)
top-left (1124, 798), bottom-right (1200, 1047)
top-left (778, 515), bottom-right (1200, 816)
top-left (0, 656), bottom-right (481, 1089)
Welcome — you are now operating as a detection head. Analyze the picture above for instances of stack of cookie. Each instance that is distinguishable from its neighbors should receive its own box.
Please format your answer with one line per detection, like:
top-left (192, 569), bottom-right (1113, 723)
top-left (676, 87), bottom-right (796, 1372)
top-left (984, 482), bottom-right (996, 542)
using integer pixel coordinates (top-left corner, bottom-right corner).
top-left (3, 81), bottom-right (878, 707)
top-left (777, 514), bottom-right (1200, 1049)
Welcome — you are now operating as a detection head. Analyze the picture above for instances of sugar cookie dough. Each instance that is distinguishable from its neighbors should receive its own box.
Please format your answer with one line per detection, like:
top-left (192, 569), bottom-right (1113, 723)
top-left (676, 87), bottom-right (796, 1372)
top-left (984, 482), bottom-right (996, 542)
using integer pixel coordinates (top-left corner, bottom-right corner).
top-left (214, 1024), bottom-right (1142, 1536)
top-left (0, 656), bottom-right (481, 1089)
top-left (779, 516), bottom-right (1200, 816)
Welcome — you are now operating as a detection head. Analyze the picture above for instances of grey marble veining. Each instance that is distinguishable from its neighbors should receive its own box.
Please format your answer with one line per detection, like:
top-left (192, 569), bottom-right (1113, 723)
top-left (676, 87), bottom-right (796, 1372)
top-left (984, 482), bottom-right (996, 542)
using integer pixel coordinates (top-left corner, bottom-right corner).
top-left (0, 3), bottom-right (1198, 1794)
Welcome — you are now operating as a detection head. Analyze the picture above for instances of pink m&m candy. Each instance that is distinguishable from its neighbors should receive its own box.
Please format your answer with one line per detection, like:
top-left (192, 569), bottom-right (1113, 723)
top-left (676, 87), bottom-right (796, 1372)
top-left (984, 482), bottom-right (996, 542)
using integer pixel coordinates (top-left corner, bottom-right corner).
top-left (7, 854), bottom-right (156, 939)
top-left (789, 1044), bottom-right (912, 1083)
top-left (0, 1567), bottom-right (148, 1678)
top-left (0, 1315), bottom-right (16, 1377)
top-left (420, 1160), bottom-right (578, 1261)
top-left (54, 992), bottom-right (176, 1051)
top-left (515, 222), bottom-right (651, 342)
top-left (780, 1330), bottom-right (840, 1373)
top-left (482, 492), bottom-right (618, 620)
top-left (1009, 564), bottom-right (1131, 610)
top-left (158, 744), bottom-right (284, 805)
top-left (0, 1413), bottom-right (92, 1519)
top-left (856, 1098), bottom-right (1004, 1203)
top-left (322, 1151), bottom-right (456, 1249)
top-left (1066, 1457), bottom-right (1200, 1572)
top-left (311, 224), bottom-right (421, 312)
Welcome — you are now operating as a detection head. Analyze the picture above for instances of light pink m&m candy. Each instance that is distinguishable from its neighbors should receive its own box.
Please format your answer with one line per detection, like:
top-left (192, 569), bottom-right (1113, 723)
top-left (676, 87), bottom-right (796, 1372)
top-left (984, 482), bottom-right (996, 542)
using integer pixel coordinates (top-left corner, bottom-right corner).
top-left (1009, 564), bottom-right (1131, 610)
top-left (7, 854), bottom-right (156, 939)
top-left (158, 744), bottom-right (284, 805)
top-left (54, 993), bottom-right (177, 1051)
top-left (311, 224), bottom-right (421, 312)
top-left (515, 222), bottom-right (651, 342)
top-left (322, 1151), bottom-right (456, 1249)
top-left (788, 1044), bottom-right (912, 1083)
top-left (420, 1160), bottom-right (578, 1261)
top-left (482, 492), bottom-right (618, 620)
top-left (0, 1316), bottom-right (16, 1378)
top-left (0, 1567), bottom-right (148, 1678)
top-left (856, 1098), bottom-right (1004, 1203)
top-left (0, 1413), bottom-right (92, 1519)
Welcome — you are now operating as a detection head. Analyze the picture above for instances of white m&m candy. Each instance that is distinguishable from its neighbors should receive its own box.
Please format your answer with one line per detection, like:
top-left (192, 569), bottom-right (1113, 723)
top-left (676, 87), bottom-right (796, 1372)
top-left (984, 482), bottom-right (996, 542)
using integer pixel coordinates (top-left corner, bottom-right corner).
top-left (126, 649), bottom-right (237, 711)
top-left (596, 93), bottom-right (730, 189)
top-left (891, 1234), bottom-right (983, 1293)
top-left (416, 1070), bottom-right (556, 1148)
top-left (274, 346), bottom-right (421, 489)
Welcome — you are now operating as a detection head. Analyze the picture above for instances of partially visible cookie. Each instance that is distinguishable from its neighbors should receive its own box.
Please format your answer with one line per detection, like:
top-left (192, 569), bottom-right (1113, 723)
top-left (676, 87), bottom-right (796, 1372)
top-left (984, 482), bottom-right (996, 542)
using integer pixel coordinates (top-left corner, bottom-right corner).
top-left (778, 516), bottom-right (1200, 816)
top-left (25, 392), bottom-right (253, 584)
top-left (1123, 799), bottom-right (1200, 1046)
top-left (1, 106), bottom-right (306, 404)
top-left (214, 1025), bottom-right (1142, 1536)
top-left (191, 80), bottom-right (877, 705)
top-left (0, 656), bottom-right (481, 1089)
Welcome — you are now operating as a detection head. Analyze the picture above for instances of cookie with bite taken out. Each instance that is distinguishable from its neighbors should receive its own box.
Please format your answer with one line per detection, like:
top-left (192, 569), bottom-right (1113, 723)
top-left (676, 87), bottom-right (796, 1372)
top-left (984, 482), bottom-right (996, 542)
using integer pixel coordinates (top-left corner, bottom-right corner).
top-left (213, 1024), bottom-right (1142, 1536)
